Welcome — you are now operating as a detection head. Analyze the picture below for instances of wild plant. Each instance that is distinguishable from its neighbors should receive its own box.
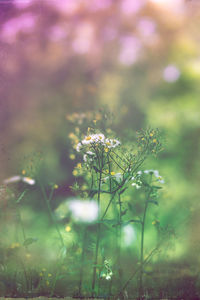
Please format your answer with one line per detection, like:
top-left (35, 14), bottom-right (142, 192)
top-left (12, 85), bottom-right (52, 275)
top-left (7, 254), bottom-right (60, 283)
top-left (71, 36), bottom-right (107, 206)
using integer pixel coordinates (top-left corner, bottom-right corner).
top-left (68, 118), bottom-right (164, 298)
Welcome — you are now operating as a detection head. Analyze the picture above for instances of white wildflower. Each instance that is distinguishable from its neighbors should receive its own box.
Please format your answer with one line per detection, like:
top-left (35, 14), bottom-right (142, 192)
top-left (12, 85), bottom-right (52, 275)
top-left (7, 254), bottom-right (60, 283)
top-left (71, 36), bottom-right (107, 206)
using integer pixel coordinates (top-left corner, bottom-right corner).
top-left (76, 142), bottom-right (82, 152)
top-left (3, 175), bottom-right (35, 185)
top-left (22, 177), bottom-right (35, 185)
top-left (3, 175), bottom-right (21, 184)
top-left (144, 169), bottom-right (164, 184)
top-left (105, 138), bottom-right (120, 149)
top-left (114, 172), bottom-right (123, 183)
top-left (157, 175), bottom-right (164, 184)
top-left (86, 151), bottom-right (95, 156)
top-left (137, 170), bottom-right (142, 175)
top-left (76, 132), bottom-right (120, 154)
top-left (131, 182), bottom-right (141, 189)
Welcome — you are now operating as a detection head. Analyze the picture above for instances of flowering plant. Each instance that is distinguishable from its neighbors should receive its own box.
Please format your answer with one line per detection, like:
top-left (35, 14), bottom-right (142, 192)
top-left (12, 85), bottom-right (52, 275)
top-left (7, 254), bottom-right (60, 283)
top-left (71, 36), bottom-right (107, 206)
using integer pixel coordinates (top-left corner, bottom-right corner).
top-left (67, 117), bottom-right (165, 298)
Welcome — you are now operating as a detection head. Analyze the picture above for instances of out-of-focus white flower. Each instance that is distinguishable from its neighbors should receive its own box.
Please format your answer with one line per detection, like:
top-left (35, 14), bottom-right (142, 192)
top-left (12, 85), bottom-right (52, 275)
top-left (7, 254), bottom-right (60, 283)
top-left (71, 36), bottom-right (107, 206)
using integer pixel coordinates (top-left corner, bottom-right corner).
top-left (3, 176), bottom-right (21, 184)
top-left (103, 172), bottom-right (123, 184)
top-left (143, 170), bottom-right (164, 183)
top-left (76, 142), bottom-right (82, 152)
top-left (131, 182), bottom-right (141, 189)
top-left (68, 199), bottom-right (99, 223)
top-left (122, 224), bottom-right (136, 247)
top-left (86, 151), bottom-right (95, 156)
top-left (114, 173), bottom-right (123, 183)
top-left (83, 151), bottom-right (96, 163)
top-left (157, 176), bottom-right (165, 184)
top-left (3, 175), bottom-right (35, 185)
top-left (22, 177), bottom-right (35, 185)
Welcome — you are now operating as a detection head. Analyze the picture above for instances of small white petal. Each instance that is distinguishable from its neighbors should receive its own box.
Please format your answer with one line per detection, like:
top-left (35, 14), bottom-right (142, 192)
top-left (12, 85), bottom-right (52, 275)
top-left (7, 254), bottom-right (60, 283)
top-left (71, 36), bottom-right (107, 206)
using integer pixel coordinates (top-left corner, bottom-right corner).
top-left (144, 170), bottom-right (149, 174)
top-left (153, 170), bottom-right (159, 177)
top-left (22, 177), bottom-right (35, 185)
top-left (3, 175), bottom-right (22, 184)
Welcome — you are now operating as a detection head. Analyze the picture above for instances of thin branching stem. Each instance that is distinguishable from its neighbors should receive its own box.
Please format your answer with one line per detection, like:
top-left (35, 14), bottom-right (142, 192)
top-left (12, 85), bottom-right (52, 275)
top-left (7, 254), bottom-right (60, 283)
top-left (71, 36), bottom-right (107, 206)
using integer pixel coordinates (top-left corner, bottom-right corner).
top-left (40, 183), bottom-right (65, 248)
top-left (115, 247), bottom-right (159, 299)
top-left (139, 176), bottom-right (152, 296)
top-left (91, 169), bottom-right (102, 296)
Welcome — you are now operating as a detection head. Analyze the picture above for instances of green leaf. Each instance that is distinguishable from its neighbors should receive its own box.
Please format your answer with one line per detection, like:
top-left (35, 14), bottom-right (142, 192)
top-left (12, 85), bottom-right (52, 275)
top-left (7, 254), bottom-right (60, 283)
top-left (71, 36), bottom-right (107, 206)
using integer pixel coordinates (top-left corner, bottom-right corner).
top-left (60, 245), bottom-right (67, 258)
top-left (23, 237), bottom-right (38, 247)
top-left (16, 190), bottom-right (27, 204)
top-left (153, 186), bottom-right (162, 189)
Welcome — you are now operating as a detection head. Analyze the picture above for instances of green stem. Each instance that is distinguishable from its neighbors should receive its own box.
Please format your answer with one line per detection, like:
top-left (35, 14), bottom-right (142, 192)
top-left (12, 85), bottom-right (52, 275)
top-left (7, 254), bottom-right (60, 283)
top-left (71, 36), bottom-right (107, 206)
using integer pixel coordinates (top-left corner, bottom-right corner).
top-left (117, 193), bottom-right (122, 289)
top-left (139, 184), bottom-right (152, 296)
top-left (16, 204), bottom-right (26, 241)
top-left (109, 153), bottom-right (125, 172)
top-left (40, 184), bottom-right (65, 297)
top-left (40, 184), bottom-right (64, 248)
top-left (78, 228), bottom-right (87, 296)
top-left (116, 247), bottom-right (158, 299)
top-left (16, 202), bottom-right (29, 293)
top-left (91, 170), bottom-right (102, 297)
top-left (101, 192), bottom-right (116, 221)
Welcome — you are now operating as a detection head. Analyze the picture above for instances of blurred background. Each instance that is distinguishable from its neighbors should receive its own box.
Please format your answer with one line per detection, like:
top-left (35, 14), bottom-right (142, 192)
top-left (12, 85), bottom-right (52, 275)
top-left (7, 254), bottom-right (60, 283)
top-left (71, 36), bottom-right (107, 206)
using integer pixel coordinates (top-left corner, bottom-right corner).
top-left (0, 0), bottom-right (200, 297)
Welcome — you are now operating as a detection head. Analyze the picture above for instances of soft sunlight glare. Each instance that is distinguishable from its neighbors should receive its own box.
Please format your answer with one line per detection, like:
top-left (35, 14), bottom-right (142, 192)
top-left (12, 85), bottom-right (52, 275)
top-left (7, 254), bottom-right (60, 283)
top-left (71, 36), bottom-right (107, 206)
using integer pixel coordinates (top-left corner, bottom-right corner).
top-left (149, 0), bottom-right (185, 12)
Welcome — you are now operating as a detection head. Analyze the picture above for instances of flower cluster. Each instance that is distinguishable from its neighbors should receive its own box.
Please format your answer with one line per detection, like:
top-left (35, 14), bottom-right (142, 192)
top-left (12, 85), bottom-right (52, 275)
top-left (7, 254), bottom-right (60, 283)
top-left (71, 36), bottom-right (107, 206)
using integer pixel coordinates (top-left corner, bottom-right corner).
top-left (76, 133), bottom-right (120, 153)
top-left (100, 260), bottom-right (113, 280)
top-left (143, 169), bottom-right (164, 183)
top-left (131, 169), bottom-right (164, 189)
